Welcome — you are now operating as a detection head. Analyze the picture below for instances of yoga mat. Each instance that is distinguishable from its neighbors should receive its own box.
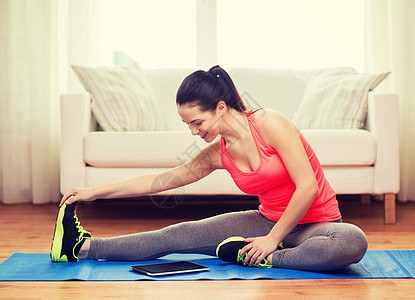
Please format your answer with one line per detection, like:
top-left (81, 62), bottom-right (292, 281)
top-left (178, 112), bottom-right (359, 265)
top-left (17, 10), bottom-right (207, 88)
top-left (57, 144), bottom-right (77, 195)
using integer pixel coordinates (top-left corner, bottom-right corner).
top-left (0, 251), bottom-right (414, 281)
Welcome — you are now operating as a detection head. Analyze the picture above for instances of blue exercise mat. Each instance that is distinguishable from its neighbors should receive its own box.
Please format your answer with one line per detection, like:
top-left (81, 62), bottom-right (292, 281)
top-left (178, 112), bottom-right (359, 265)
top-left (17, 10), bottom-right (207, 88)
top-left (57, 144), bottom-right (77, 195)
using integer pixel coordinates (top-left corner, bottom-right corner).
top-left (0, 251), bottom-right (414, 281)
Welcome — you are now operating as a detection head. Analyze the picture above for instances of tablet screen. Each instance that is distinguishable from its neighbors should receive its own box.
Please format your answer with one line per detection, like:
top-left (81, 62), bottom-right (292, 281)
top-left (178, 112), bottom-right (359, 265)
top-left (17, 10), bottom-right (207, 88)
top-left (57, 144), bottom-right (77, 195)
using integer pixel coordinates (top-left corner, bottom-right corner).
top-left (130, 261), bottom-right (209, 277)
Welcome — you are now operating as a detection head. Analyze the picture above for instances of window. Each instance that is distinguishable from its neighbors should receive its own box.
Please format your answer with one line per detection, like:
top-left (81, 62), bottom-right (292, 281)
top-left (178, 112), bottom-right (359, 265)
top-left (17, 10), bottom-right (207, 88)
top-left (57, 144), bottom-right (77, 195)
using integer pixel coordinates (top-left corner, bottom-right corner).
top-left (99, 0), bottom-right (364, 71)
top-left (99, 0), bottom-right (196, 68)
top-left (217, 0), bottom-right (364, 71)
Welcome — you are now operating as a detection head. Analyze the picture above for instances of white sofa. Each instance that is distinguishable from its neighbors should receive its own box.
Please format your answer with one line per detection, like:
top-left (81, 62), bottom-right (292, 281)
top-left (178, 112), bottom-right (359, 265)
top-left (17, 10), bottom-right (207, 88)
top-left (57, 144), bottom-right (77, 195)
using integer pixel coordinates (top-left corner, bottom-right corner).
top-left (60, 68), bottom-right (399, 224)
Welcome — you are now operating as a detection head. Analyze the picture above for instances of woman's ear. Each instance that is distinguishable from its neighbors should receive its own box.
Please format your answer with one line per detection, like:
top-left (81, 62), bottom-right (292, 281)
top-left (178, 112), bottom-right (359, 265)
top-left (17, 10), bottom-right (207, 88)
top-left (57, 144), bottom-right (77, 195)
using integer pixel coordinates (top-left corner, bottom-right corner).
top-left (217, 101), bottom-right (227, 116)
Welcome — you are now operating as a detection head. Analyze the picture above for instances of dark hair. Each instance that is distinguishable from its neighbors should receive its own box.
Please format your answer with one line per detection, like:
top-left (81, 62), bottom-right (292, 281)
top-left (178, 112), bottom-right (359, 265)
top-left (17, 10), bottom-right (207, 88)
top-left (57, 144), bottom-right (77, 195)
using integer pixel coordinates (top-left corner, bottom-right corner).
top-left (176, 65), bottom-right (247, 112)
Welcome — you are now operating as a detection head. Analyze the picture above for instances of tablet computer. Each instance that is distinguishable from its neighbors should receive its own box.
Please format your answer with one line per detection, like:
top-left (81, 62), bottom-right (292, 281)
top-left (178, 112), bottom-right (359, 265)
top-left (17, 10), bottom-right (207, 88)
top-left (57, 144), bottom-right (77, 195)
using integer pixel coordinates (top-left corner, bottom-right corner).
top-left (130, 261), bottom-right (210, 277)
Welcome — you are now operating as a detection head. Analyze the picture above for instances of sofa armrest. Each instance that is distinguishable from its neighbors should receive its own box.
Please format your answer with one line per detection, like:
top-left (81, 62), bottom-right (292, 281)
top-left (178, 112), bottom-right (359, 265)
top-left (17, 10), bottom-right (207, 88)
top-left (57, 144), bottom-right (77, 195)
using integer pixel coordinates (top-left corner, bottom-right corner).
top-left (60, 93), bottom-right (92, 194)
top-left (366, 92), bottom-right (400, 194)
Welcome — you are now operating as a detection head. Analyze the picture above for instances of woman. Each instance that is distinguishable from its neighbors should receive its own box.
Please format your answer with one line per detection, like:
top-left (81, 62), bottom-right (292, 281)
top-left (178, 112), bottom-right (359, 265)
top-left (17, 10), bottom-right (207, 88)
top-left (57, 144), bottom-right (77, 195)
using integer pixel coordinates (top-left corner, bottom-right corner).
top-left (51, 65), bottom-right (368, 271)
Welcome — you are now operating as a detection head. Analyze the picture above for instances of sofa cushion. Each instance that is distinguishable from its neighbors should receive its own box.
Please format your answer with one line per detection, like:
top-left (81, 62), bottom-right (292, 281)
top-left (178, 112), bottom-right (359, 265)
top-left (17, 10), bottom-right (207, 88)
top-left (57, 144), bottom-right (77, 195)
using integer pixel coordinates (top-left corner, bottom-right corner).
top-left (84, 129), bottom-right (376, 168)
top-left (228, 68), bottom-right (311, 120)
top-left (293, 70), bottom-right (389, 129)
top-left (302, 129), bottom-right (376, 166)
top-left (72, 63), bottom-right (166, 131)
top-left (144, 69), bottom-right (194, 131)
top-left (84, 131), bottom-right (211, 168)
top-left (228, 67), bottom-right (358, 121)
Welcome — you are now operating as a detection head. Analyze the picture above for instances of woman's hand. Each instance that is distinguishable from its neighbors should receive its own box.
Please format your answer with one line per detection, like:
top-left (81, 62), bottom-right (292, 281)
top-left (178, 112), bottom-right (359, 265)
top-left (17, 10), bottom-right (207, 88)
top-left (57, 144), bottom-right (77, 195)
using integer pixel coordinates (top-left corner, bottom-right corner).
top-left (240, 235), bottom-right (280, 266)
top-left (60, 188), bottom-right (95, 206)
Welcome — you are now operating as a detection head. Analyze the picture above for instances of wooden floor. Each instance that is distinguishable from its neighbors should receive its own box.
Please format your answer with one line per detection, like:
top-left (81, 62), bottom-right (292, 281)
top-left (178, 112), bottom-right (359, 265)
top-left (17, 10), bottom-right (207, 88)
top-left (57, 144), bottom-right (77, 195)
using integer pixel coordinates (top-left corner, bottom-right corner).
top-left (0, 196), bottom-right (414, 299)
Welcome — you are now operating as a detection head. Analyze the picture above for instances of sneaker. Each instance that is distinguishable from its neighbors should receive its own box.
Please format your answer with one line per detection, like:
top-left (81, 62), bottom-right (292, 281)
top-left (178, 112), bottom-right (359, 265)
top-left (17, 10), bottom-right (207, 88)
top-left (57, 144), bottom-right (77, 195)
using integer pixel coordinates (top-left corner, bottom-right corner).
top-left (216, 236), bottom-right (283, 268)
top-left (50, 202), bottom-right (91, 262)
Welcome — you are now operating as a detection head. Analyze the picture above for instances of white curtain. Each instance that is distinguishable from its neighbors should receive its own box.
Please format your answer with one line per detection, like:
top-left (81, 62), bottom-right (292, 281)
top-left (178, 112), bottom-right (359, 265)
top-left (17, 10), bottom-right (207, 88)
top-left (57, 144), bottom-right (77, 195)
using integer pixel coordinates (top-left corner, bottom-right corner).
top-left (0, 0), bottom-right (61, 204)
top-left (365, 0), bottom-right (415, 202)
top-left (0, 0), bottom-right (99, 204)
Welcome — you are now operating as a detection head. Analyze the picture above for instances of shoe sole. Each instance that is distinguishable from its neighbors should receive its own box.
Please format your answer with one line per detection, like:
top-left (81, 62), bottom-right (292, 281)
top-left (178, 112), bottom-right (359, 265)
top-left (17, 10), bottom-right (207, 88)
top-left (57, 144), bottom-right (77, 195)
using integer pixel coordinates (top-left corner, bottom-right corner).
top-left (215, 236), bottom-right (245, 257)
top-left (50, 203), bottom-right (67, 262)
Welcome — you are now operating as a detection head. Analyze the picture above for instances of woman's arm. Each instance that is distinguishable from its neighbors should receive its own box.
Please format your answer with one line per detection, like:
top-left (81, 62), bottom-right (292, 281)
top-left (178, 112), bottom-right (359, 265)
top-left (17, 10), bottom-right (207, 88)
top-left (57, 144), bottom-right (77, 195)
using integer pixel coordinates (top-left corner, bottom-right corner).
top-left (240, 110), bottom-right (319, 266)
top-left (61, 141), bottom-right (223, 206)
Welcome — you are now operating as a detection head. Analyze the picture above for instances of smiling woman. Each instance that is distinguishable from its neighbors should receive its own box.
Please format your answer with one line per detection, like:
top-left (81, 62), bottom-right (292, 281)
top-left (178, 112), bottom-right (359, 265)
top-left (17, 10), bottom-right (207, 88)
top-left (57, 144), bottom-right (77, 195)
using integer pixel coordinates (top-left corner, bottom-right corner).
top-left (176, 65), bottom-right (249, 142)
top-left (52, 65), bottom-right (368, 272)
top-left (178, 105), bottom-right (219, 142)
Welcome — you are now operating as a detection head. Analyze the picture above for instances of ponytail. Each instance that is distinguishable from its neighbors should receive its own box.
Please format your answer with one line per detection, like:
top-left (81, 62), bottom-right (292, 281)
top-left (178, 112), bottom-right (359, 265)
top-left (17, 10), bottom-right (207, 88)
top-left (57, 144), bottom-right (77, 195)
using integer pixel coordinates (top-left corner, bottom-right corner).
top-left (176, 65), bottom-right (247, 113)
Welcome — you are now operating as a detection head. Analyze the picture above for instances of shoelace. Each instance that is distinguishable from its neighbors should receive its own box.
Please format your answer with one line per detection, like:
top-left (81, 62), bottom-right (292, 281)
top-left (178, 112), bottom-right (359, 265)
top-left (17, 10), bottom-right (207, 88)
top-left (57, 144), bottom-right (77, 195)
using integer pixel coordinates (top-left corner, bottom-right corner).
top-left (73, 215), bottom-right (87, 235)
top-left (237, 249), bottom-right (272, 268)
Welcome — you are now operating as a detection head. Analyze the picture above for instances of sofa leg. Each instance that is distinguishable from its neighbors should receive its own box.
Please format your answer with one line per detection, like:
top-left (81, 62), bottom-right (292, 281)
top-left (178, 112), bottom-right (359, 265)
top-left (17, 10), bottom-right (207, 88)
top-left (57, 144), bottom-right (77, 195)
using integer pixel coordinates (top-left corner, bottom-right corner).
top-left (360, 194), bottom-right (371, 205)
top-left (384, 193), bottom-right (396, 224)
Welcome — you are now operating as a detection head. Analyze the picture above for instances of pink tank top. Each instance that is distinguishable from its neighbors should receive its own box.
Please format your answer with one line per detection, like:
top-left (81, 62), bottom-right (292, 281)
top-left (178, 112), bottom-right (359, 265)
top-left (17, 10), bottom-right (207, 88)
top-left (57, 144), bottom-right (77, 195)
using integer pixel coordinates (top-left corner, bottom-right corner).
top-left (220, 110), bottom-right (341, 224)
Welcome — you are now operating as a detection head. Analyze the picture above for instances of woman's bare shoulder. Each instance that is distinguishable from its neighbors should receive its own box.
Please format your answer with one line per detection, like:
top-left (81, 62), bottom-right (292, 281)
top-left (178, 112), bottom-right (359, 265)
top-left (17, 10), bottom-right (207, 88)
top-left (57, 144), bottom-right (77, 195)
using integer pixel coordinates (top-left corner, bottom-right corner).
top-left (253, 109), bottom-right (298, 146)
top-left (253, 109), bottom-right (293, 129)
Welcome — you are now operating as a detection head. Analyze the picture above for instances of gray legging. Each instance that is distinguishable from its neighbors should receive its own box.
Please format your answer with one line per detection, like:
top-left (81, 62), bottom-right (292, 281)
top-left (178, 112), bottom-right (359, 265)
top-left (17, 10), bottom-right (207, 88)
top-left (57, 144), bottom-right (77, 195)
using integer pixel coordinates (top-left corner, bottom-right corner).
top-left (87, 210), bottom-right (368, 271)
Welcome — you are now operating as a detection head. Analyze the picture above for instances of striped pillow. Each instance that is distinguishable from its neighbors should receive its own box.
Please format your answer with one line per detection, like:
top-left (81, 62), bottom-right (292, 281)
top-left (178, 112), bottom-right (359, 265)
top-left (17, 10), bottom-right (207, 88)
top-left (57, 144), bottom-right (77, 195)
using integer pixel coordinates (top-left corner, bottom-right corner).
top-left (72, 63), bottom-right (166, 131)
top-left (293, 71), bottom-right (389, 129)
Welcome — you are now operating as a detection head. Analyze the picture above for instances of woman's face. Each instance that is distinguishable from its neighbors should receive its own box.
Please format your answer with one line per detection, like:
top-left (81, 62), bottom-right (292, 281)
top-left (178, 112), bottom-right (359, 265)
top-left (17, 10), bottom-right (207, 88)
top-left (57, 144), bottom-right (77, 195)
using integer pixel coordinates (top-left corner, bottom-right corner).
top-left (177, 103), bottom-right (222, 143)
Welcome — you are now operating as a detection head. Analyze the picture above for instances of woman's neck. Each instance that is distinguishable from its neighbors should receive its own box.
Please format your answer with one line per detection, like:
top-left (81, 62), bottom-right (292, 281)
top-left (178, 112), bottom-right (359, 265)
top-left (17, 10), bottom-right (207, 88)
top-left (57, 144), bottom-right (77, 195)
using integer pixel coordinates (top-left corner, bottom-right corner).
top-left (219, 109), bottom-right (250, 143)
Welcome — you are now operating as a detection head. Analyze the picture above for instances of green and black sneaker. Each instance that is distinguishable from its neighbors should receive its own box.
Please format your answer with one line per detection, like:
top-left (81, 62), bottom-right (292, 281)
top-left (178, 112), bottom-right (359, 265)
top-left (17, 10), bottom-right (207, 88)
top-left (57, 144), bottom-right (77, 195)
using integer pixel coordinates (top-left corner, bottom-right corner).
top-left (216, 236), bottom-right (283, 269)
top-left (50, 201), bottom-right (91, 262)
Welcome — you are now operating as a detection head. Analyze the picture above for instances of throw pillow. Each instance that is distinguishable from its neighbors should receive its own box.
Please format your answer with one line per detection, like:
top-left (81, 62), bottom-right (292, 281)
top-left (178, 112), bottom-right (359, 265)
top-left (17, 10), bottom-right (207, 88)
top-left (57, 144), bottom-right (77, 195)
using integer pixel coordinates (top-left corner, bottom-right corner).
top-left (72, 63), bottom-right (166, 131)
top-left (293, 70), bottom-right (389, 129)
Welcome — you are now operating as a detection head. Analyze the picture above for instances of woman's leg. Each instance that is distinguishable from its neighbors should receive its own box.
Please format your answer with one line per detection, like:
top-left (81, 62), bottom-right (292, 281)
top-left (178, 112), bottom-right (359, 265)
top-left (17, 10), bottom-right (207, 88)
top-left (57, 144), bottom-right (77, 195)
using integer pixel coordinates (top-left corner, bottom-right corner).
top-left (271, 222), bottom-right (368, 271)
top-left (86, 210), bottom-right (274, 261)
